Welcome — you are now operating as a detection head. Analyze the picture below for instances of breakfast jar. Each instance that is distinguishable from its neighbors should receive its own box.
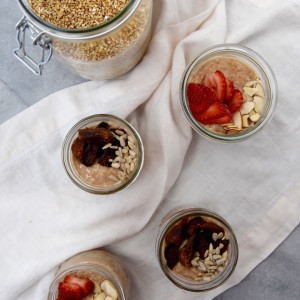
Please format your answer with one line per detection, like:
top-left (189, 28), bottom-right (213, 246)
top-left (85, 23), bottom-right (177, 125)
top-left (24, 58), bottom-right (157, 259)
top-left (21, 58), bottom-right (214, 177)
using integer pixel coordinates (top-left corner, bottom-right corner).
top-left (14, 0), bottom-right (152, 80)
top-left (48, 249), bottom-right (130, 300)
top-left (156, 207), bottom-right (238, 292)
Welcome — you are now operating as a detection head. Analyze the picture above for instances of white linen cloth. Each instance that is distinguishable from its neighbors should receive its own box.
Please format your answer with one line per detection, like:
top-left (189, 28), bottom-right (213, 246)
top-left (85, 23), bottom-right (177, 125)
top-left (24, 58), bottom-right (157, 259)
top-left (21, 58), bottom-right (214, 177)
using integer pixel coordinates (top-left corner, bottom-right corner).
top-left (1, 0), bottom-right (300, 299)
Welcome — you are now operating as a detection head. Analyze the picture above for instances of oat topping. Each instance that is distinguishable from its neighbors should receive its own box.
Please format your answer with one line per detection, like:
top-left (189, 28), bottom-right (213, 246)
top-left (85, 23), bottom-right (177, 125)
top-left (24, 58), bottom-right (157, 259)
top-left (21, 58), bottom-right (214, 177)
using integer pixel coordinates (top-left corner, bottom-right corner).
top-left (29, 0), bottom-right (130, 29)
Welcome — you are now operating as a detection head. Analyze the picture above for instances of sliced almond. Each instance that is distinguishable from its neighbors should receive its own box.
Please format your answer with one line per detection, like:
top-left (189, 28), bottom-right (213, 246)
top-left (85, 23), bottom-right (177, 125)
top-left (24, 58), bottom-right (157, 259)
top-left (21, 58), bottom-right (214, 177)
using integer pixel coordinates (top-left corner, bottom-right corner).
top-left (93, 281), bottom-right (102, 293)
top-left (253, 96), bottom-right (264, 113)
top-left (232, 111), bottom-right (242, 129)
top-left (243, 87), bottom-right (259, 97)
top-left (242, 114), bottom-right (249, 128)
top-left (239, 101), bottom-right (255, 115)
top-left (243, 93), bottom-right (253, 102)
top-left (245, 80), bottom-right (258, 87)
top-left (94, 293), bottom-right (106, 300)
top-left (249, 113), bottom-right (260, 122)
top-left (255, 83), bottom-right (264, 97)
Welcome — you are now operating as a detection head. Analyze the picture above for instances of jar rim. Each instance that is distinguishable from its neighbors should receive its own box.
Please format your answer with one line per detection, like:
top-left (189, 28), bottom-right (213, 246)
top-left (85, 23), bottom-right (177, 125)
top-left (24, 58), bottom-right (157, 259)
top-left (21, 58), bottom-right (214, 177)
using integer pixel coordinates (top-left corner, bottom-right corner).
top-left (62, 114), bottom-right (144, 194)
top-left (180, 43), bottom-right (278, 142)
top-left (47, 263), bottom-right (126, 300)
top-left (17, 0), bottom-right (141, 40)
top-left (155, 207), bottom-right (239, 292)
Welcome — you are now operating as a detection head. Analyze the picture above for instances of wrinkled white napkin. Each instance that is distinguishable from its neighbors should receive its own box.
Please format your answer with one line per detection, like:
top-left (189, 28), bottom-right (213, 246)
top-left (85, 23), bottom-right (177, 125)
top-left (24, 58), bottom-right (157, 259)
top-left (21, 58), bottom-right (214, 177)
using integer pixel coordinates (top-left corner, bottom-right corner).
top-left (1, 0), bottom-right (300, 299)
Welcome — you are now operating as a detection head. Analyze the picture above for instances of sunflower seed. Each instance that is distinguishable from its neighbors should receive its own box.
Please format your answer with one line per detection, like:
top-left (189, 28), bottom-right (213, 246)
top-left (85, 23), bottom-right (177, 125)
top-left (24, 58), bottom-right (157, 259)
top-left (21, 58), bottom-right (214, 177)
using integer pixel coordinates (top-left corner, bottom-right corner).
top-left (212, 233), bottom-right (218, 241)
top-left (102, 143), bottom-right (112, 149)
top-left (198, 261), bottom-right (206, 272)
top-left (215, 247), bottom-right (220, 255)
top-left (219, 243), bottom-right (224, 249)
top-left (110, 146), bottom-right (118, 149)
top-left (128, 141), bottom-right (136, 150)
top-left (109, 175), bottom-right (119, 182)
top-left (129, 150), bottom-right (136, 157)
top-left (122, 148), bottom-right (128, 154)
top-left (191, 257), bottom-right (200, 266)
top-left (194, 251), bottom-right (200, 257)
top-left (179, 239), bottom-right (188, 250)
top-left (111, 163), bottom-right (120, 169)
top-left (222, 251), bottom-right (228, 259)
top-left (128, 135), bottom-right (135, 143)
top-left (120, 137), bottom-right (126, 147)
top-left (213, 255), bottom-right (221, 260)
top-left (203, 276), bottom-right (211, 281)
top-left (115, 130), bottom-right (124, 135)
top-left (209, 243), bottom-right (213, 253)
top-left (130, 162), bottom-right (135, 171)
top-left (217, 266), bottom-right (224, 272)
top-left (204, 250), bottom-right (208, 258)
top-left (218, 232), bottom-right (224, 239)
top-left (216, 258), bottom-right (226, 266)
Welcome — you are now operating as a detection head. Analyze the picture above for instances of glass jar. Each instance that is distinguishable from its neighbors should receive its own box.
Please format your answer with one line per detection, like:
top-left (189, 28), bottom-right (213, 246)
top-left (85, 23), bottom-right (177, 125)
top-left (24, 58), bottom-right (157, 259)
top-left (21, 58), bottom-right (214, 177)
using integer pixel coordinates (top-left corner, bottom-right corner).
top-left (180, 44), bottom-right (277, 142)
top-left (62, 114), bottom-right (144, 194)
top-left (14, 0), bottom-right (152, 80)
top-left (48, 249), bottom-right (130, 300)
top-left (156, 207), bottom-right (238, 292)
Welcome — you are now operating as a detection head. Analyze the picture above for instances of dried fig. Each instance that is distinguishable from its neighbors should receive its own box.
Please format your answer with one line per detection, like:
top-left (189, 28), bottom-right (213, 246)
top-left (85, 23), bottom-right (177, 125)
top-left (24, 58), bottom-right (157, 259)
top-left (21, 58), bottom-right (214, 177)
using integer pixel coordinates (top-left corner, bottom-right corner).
top-left (71, 137), bottom-right (85, 160)
top-left (165, 218), bottom-right (188, 247)
top-left (82, 143), bottom-right (98, 166)
top-left (78, 127), bottom-right (114, 145)
top-left (180, 234), bottom-right (196, 267)
top-left (164, 243), bottom-right (179, 270)
top-left (187, 217), bottom-right (204, 236)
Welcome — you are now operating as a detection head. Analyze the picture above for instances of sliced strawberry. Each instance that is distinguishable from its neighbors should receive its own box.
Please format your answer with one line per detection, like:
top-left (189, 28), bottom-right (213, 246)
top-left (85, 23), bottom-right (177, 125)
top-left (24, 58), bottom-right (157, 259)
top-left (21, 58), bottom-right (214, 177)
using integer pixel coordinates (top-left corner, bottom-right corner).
top-left (187, 83), bottom-right (217, 104)
top-left (195, 102), bottom-right (232, 124)
top-left (205, 114), bottom-right (232, 124)
top-left (58, 282), bottom-right (83, 300)
top-left (64, 275), bottom-right (95, 297)
top-left (225, 79), bottom-right (234, 101)
top-left (227, 89), bottom-right (243, 113)
top-left (187, 83), bottom-right (217, 115)
top-left (203, 70), bottom-right (227, 102)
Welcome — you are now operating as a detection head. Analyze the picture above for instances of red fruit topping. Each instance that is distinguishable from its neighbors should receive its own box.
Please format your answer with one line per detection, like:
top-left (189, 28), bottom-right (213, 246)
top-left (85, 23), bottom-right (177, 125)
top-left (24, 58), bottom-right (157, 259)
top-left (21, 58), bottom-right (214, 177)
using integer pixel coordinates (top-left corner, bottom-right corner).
top-left (195, 102), bottom-right (232, 125)
top-left (180, 235), bottom-right (196, 267)
top-left (64, 276), bottom-right (95, 297)
top-left (187, 83), bottom-right (217, 115)
top-left (165, 218), bottom-right (188, 247)
top-left (58, 282), bottom-right (83, 300)
top-left (199, 222), bottom-right (225, 234)
top-left (203, 70), bottom-right (227, 102)
top-left (194, 233), bottom-right (209, 259)
top-left (164, 243), bottom-right (179, 269)
top-left (227, 89), bottom-right (243, 113)
top-left (187, 217), bottom-right (204, 236)
top-left (205, 114), bottom-right (233, 125)
top-left (225, 79), bottom-right (234, 101)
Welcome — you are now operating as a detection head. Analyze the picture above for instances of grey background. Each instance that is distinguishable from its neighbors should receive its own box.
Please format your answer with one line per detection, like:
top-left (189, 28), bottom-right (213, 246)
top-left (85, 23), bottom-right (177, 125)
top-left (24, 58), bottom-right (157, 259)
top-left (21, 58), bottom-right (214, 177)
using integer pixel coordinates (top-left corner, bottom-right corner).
top-left (0, 1), bottom-right (299, 299)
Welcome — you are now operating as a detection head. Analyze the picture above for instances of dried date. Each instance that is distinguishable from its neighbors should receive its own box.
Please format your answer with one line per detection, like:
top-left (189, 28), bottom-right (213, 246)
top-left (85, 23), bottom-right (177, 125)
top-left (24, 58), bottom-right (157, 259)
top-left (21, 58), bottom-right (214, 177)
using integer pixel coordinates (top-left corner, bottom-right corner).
top-left (82, 143), bottom-right (98, 167)
top-left (78, 127), bottom-right (114, 145)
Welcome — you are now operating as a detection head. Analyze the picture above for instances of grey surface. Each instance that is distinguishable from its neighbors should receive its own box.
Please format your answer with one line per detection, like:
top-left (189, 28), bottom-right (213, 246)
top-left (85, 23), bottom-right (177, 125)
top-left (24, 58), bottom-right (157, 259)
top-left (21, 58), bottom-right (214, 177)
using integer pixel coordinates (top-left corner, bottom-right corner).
top-left (0, 1), bottom-right (299, 300)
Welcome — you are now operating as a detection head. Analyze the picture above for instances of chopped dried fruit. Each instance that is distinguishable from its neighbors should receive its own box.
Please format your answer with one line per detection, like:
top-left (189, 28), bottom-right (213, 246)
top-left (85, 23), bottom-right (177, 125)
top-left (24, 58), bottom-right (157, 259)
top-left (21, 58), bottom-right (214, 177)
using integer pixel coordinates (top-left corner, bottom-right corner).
top-left (97, 122), bottom-right (109, 129)
top-left (199, 222), bottom-right (225, 234)
top-left (64, 275), bottom-right (95, 297)
top-left (164, 243), bottom-right (179, 269)
top-left (227, 89), bottom-right (243, 113)
top-left (165, 218), bottom-right (188, 247)
top-left (82, 143), bottom-right (98, 167)
top-left (71, 137), bottom-right (85, 160)
top-left (58, 282), bottom-right (83, 300)
top-left (187, 217), bottom-right (204, 236)
top-left (78, 127), bottom-right (114, 145)
top-left (194, 233), bottom-right (209, 259)
top-left (180, 235), bottom-right (196, 267)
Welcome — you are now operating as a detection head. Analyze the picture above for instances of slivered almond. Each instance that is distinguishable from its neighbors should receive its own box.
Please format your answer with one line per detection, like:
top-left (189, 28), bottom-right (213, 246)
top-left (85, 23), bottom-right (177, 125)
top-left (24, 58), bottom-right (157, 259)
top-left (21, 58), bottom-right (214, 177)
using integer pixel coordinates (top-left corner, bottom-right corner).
top-left (243, 87), bottom-right (259, 96)
top-left (253, 96), bottom-right (264, 113)
top-left (232, 111), bottom-right (242, 129)
top-left (239, 102), bottom-right (255, 115)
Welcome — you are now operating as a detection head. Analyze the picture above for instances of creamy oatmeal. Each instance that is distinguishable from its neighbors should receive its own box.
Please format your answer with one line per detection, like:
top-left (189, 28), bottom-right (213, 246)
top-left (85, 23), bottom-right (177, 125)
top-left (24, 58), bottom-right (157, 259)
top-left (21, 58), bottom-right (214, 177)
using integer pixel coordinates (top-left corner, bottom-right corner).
top-left (49, 250), bottom-right (129, 300)
top-left (163, 215), bottom-right (230, 282)
top-left (186, 56), bottom-right (265, 135)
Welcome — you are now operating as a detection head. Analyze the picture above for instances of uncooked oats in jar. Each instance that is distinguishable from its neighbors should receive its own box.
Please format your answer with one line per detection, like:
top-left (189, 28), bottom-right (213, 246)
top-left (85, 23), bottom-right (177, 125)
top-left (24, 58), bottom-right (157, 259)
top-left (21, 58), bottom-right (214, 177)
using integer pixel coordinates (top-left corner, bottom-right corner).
top-left (15, 0), bottom-right (152, 79)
